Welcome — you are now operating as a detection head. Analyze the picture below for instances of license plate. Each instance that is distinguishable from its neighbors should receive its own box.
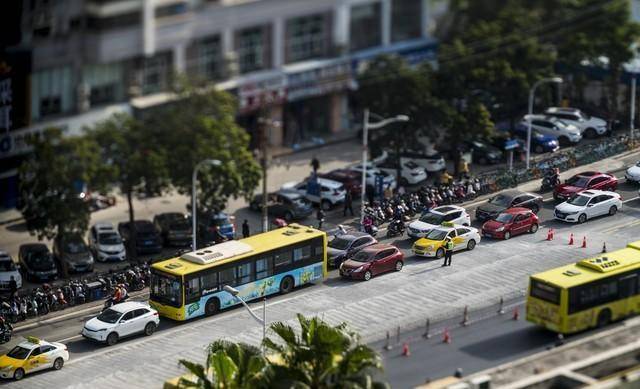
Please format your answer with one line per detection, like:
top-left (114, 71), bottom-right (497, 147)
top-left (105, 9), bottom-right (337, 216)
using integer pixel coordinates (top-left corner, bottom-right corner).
top-left (145, 240), bottom-right (153, 245)
top-left (484, 232), bottom-right (492, 237)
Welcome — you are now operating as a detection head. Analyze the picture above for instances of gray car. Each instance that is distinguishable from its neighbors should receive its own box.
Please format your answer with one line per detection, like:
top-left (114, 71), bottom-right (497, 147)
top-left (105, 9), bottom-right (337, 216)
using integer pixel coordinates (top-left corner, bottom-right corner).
top-left (327, 232), bottom-right (377, 268)
top-left (53, 233), bottom-right (95, 275)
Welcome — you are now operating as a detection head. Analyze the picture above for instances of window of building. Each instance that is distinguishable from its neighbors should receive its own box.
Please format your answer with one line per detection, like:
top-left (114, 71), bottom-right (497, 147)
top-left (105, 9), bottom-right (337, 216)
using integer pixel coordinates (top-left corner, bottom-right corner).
top-left (187, 36), bottom-right (222, 81)
top-left (236, 26), bottom-right (271, 74)
top-left (30, 66), bottom-right (73, 121)
top-left (286, 13), bottom-right (329, 63)
top-left (87, 12), bottom-right (141, 31)
top-left (350, 2), bottom-right (382, 52)
top-left (83, 62), bottom-right (125, 107)
top-left (391, 0), bottom-right (422, 42)
top-left (155, 2), bottom-right (188, 18)
top-left (135, 53), bottom-right (171, 95)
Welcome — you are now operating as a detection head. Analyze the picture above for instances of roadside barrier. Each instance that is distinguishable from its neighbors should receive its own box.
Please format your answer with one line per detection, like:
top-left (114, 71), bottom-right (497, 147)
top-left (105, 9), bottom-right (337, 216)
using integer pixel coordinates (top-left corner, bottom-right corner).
top-left (568, 233), bottom-right (574, 245)
top-left (581, 236), bottom-right (587, 248)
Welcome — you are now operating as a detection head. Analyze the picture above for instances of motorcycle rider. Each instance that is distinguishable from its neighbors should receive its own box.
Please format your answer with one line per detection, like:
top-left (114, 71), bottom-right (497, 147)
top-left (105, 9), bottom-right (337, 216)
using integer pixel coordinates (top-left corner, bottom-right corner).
top-left (362, 215), bottom-right (375, 235)
top-left (543, 167), bottom-right (561, 189)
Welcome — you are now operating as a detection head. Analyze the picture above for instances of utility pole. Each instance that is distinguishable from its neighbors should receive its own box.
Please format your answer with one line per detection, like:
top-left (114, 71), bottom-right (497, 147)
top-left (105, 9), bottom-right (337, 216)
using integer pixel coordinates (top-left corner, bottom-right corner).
top-left (258, 117), bottom-right (269, 232)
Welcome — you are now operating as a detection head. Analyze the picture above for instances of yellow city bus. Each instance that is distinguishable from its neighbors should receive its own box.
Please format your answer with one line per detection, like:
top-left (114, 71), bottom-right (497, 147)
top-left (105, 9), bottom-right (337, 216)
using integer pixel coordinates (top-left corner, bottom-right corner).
top-left (149, 224), bottom-right (327, 321)
top-left (527, 240), bottom-right (640, 334)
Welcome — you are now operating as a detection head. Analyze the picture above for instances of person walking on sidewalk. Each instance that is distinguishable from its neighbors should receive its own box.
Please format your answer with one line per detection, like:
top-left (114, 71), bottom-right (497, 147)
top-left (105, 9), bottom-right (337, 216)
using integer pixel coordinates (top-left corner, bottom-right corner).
top-left (311, 156), bottom-right (320, 174)
top-left (458, 159), bottom-right (470, 180)
top-left (343, 191), bottom-right (354, 216)
top-left (242, 219), bottom-right (250, 238)
top-left (8, 276), bottom-right (17, 298)
top-left (442, 237), bottom-right (454, 267)
top-left (316, 208), bottom-right (325, 229)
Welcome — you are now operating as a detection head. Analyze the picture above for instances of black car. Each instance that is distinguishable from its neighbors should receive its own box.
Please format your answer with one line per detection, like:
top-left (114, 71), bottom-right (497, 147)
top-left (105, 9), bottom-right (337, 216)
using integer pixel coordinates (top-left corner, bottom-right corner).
top-left (327, 232), bottom-right (378, 268)
top-left (118, 220), bottom-right (163, 254)
top-left (475, 190), bottom-right (543, 222)
top-left (465, 140), bottom-right (504, 165)
top-left (19, 243), bottom-right (59, 282)
top-left (53, 234), bottom-right (95, 275)
top-left (153, 213), bottom-right (191, 247)
top-left (249, 191), bottom-right (313, 222)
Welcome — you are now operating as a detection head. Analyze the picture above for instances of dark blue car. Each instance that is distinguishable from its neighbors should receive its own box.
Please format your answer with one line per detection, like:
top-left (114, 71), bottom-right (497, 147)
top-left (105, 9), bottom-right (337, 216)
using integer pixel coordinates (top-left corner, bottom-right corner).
top-left (513, 124), bottom-right (560, 153)
top-left (198, 212), bottom-right (236, 244)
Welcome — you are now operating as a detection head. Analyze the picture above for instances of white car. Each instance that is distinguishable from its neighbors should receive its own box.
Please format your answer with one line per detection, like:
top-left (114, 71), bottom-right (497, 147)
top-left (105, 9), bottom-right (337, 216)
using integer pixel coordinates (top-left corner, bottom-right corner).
top-left (522, 114), bottom-right (582, 145)
top-left (408, 206), bottom-right (470, 238)
top-left (0, 251), bottom-right (21, 291)
top-left (400, 151), bottom-right (446, 172)
top-left (544, 107), bottom-right (607, 138)
top-left (0, 338), bottom-right (69, 380)
top-left (625, 161), bottom-right (640, 183)
top-left (89, 222), bottom-right (127, 262)
top-left (375, 159), bottom-right (428, 185)
top-left (412, 224), bottom-right (481, 258)
top-left (281, 177), bottom-right (346, 210)
top-left (82, 301), bottom-right (160, 346)
top-left (554, 190), bottom-right (622, 223)
top-left (347, 164), bottom-right (396, 190)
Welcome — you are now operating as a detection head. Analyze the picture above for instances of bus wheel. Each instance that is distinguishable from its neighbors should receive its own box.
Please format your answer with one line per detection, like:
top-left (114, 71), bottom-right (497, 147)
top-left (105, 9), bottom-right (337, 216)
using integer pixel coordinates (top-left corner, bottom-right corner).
top-left (205, 298), bottom-right (219, 316)
top-left (597, 309), bottom-right (611, 328)
top-left (280, 276), bottom-right (294, 294)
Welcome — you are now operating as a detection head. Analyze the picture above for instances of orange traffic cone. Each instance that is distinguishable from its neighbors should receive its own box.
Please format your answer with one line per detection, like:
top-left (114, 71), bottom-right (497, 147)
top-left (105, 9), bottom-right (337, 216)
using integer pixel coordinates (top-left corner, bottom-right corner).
top-left (402, 342), bottom-right (410, 356)
top-left (568, 233), bottom-right (574, 245)
top-left (512, 307), bottom-right (519, 321)
top-left (581, 236), bottom-right (587, 248)
top-left (546, 229), bottom-right (554, 241)
top-left (602, 242), bottom-right (607, 253)
top-left (443, 328), bottom-right (451, 344)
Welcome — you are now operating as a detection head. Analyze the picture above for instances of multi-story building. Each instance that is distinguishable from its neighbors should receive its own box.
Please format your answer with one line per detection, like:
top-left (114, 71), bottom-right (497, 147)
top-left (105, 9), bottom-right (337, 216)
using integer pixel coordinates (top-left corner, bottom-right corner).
top-left (0, 0), bottom-right (445, 208)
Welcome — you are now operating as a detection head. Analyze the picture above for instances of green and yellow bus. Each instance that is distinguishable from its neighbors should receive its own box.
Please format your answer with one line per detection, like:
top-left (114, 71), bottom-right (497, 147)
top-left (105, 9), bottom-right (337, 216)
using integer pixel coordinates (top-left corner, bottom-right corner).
top-left (149, 224), bottom-right (327, 321)
top-left (527, 240), bottom-right (640, 334)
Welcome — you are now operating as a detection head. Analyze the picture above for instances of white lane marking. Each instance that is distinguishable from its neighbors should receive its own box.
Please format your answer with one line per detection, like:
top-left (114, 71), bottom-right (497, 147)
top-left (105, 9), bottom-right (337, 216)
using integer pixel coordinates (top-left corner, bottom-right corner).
top-left (623, 196), bottom-right (639, 204)
top-left (58, 334), bottom-right (83, 343)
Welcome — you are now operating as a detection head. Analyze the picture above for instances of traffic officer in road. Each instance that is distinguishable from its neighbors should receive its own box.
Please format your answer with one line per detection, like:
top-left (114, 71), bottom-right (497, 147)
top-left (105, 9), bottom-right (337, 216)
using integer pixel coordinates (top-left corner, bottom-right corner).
top-left (443, 236), bottom-right (454, 267)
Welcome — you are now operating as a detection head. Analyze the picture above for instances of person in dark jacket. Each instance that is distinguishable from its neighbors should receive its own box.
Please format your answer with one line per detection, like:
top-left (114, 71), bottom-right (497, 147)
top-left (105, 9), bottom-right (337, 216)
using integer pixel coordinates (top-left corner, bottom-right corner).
top-left (316, 208), bottom-right (325, 229)
top-left (311, 156), bottom-right (320, 174)
top-left (242, 220), bottom-right (250, 238)
top-left (343, 191), bottom-right (354, 216)
top-left (8, 276), bottom-right (17, 298)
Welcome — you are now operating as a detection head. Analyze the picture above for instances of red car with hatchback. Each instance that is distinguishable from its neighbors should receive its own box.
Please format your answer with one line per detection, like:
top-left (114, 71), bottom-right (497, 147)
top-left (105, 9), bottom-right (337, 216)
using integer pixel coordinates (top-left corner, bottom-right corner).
top-left (481, 207), bottom-right (539, 240)
top-left (553, 171), bottom-right (617, 202)
top-left (339, 244), bottom-right (404, 281)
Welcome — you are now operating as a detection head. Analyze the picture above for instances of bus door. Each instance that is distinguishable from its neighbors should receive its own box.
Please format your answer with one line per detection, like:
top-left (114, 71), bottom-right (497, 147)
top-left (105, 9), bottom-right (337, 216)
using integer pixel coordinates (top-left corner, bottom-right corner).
top-left (618, 273), bottom-right (638, 316)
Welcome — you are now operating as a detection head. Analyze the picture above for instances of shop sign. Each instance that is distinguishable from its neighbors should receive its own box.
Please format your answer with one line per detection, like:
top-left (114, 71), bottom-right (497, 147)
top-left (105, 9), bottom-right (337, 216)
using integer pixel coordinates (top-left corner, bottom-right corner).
top-left (0, 124), bottom-right (69, 159)
top-left (286, 60), bottom-right (352, 102)
top-left (238, 74), bottom-right (287, 114)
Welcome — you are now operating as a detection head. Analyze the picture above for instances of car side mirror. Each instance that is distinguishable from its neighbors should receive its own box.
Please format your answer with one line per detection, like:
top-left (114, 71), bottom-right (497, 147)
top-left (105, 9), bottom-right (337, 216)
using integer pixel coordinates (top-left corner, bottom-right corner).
top-left (587, 203), bottom-right (594, 207)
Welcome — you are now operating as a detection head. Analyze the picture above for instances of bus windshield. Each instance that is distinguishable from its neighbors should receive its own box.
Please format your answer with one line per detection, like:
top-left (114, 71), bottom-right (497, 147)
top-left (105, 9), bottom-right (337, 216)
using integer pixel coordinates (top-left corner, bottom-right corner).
top-left (150, 270), bottom-right (182, 307)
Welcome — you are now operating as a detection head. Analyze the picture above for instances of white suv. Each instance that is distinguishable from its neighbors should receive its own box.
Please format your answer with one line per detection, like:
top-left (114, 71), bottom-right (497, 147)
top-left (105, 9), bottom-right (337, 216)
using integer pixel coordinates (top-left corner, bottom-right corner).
top-left (89, 222), bottom-right (126, 262)
top-left (544, 107), bottom-right (607, 139)
top-left (521, 115), bottom-right (582, 145)
top-left (0, 251), bottom-right (22, 291)
top-left (374, 159), bottom-right (427, 186)
top-left (408, 205), bottom-right (471, 238)
top-left (347, 164), bottom-right (397, 189)
top-left (82, 301), bottom-right (160, 346)
top-left (282, 177), bottom-right (346, 210)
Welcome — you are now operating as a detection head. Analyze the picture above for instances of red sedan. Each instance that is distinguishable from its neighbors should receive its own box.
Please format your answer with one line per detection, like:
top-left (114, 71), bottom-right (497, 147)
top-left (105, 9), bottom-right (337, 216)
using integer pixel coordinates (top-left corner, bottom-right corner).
top-left (553, 171), bottom-right (617, 202)
top-left (481, 207), bottom-right (539, 240)
top-left (339, 244), bottom-right (404, 281)
top-left (319, 169), bottom-right (362, 197)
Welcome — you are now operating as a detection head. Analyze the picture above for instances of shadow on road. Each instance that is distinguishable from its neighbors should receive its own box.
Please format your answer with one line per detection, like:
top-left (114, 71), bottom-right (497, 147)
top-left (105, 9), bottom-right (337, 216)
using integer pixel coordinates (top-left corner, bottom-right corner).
top-left (458, 324), bottom-right (556, 360)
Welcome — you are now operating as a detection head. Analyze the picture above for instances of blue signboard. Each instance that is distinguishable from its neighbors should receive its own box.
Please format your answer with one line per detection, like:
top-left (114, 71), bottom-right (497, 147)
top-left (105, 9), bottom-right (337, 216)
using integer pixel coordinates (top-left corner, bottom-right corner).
top-left (504, 139), bottom-right (520, 151)
top-left (375, 175), bottom-right (384, 197)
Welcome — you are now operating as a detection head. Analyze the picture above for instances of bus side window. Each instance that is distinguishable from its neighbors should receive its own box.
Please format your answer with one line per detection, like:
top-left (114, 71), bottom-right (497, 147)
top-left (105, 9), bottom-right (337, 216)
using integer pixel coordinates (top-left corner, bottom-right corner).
top-left (274, 251), bottom-right (292, 270)
top-left (293, 246), bottom-right (311, 262)
top-left (256, 257), bottom-right (273, 280)
top-left (201, 271), bottom-right (218, 291)
top-left (218, 267), bottom-right (236, 288)
top-left (236, 262), bottom-right (253, 285)
top-left (185, 277), bottom-right (201, 303)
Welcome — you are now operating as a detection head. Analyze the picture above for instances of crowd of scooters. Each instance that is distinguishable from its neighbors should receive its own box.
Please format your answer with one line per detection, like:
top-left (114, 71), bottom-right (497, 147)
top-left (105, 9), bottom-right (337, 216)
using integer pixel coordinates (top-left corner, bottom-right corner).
top-left (0, 263), bottom-right (151, 344)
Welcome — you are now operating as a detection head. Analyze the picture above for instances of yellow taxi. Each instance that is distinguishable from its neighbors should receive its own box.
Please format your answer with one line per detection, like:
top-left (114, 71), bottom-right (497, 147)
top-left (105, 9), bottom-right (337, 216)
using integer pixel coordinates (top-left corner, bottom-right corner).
top-left (0, 336), bottom-right (69, 380)
top-left (412, 223), bottom-right (481, 258)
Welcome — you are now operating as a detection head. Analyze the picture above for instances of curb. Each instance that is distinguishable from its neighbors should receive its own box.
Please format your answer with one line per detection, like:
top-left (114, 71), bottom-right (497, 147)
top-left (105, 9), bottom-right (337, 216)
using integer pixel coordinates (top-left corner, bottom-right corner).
top-left (13, 289), bottom-right (149, 333)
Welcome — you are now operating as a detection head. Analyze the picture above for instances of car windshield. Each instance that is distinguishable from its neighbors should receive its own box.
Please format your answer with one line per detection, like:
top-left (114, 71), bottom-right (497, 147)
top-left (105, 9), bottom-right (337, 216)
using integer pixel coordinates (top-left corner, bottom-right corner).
top-left (495, 213), bottom-right (514, 223)
top-left (28, 251), bottom-right (54, 270)
top-left (97, 308), bottom-right (122, 324)
top-left (329, 237), bottom-right (351, 250)
top-left (351, 251), bottom-right (375, 263)
top-left (65, 239), bottom-right (88, 254)
top-left (568, 195), bottom-right (590, 206)
top-left (566, 176), bottom-right (590, 188)
top-left (489, 194), bottom-right (512, 207)
top-left (98, 232), bottom-right (122, 245)
top-left (419, 212), bottom-right (444, 225)
top-left (211, 216), bottom-right (230, 226)
top-left (0, 260), bottom-right (16, 272)
top-left (425, 229), bottom-right (449, 241)
top-left (7, 346), bottom-right (31, 359)
top-left (150, 270), bottom-right (182, 307)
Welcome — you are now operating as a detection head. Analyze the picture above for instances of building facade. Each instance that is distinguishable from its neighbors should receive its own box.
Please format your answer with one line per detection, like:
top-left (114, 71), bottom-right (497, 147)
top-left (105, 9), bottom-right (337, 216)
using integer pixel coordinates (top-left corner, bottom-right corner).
top-left (0, 0), bottom-right (445, 208)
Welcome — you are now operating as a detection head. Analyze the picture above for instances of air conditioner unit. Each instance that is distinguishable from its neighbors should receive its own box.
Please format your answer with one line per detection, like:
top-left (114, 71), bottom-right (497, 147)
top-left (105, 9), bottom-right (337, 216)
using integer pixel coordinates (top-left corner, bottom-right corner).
top-left (469, 375), bottom-right (491, 389)
top-left (447, 383), bottom-right (470, 389)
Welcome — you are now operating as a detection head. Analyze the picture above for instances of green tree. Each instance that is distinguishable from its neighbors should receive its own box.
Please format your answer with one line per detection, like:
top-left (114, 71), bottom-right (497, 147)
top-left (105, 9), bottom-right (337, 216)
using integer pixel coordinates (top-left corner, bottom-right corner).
top-left (264, 314), bottom-right (389, 389)
top-left (178, 341), bottom-right (269, 389)
top-left (89, 113), bottom-right (170, 258)
top-left (149, 79), bottom-right (261, 215)
top-left (17, 128), bottom-right (103, 240)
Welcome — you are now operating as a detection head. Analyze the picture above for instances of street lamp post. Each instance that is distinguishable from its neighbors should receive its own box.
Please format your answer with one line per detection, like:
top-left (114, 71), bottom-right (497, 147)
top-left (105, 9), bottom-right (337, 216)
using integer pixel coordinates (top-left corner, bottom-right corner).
top-left (360, 109), bottom-right (409, 226)
top-left (631, 73), bottom-right (637, 143)
top-left (526, 77), bottom-right (563, 170)
top-left (223, 285), bottom-right (266, 353)
top-left (192, 159), bottom-right (222, 250)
